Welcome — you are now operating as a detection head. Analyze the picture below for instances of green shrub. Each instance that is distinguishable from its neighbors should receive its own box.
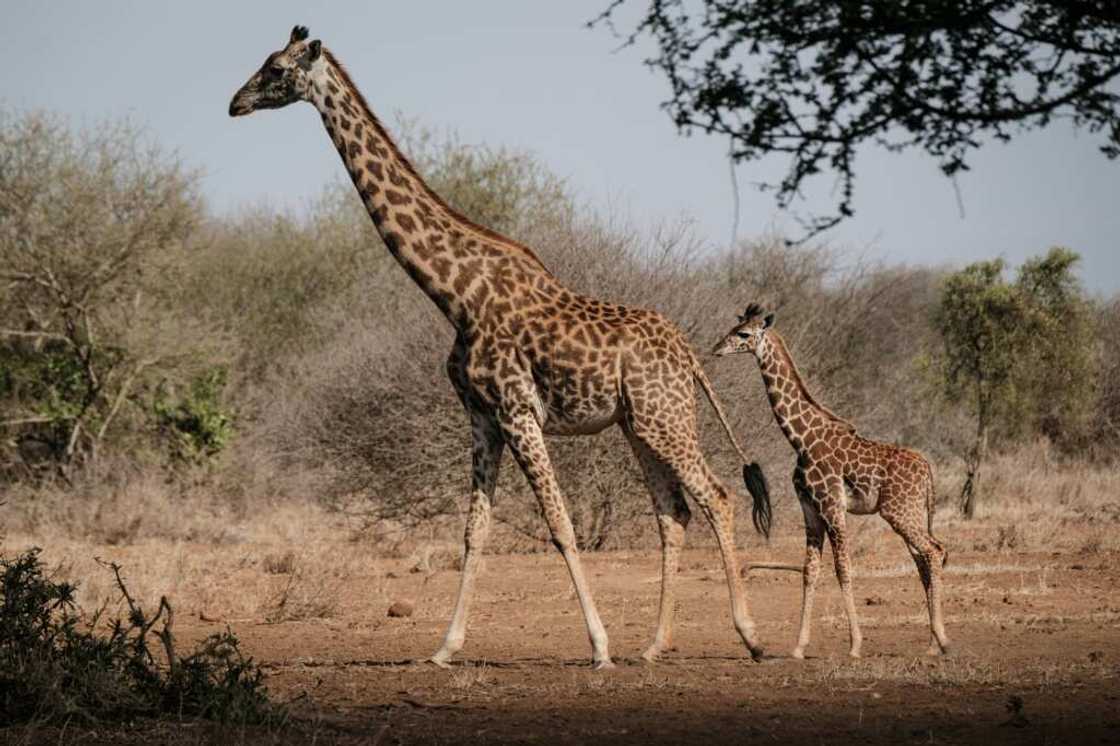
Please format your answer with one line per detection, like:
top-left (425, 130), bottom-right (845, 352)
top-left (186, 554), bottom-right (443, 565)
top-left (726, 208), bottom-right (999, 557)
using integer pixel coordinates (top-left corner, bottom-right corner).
top-left (153, 367), bottom-right (234, 463)
top-left (0, 547), bottom-right (278, 725)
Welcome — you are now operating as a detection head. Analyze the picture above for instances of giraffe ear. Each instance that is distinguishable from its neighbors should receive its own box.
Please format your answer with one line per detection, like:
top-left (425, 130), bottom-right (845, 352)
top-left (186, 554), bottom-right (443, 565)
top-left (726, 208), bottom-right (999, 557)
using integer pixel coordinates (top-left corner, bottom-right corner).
top-left (763, 313), bottom-right (774, 328)
top-left (307, 39), bottom-right (322, 61)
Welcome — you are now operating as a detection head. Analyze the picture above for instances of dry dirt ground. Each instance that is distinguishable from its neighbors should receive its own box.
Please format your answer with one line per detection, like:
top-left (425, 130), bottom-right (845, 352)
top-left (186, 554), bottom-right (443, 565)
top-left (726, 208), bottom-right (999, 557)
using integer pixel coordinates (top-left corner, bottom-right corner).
top-left (6, 529), bottom-right (1120, 745)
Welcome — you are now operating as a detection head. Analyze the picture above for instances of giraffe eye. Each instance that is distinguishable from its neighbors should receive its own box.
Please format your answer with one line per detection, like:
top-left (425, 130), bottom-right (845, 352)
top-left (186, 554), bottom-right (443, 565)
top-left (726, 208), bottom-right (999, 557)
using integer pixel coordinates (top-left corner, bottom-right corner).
top-left (737, 331), bottom-right (750, 339)
top-left (268, 63), bottom-right (286, 78)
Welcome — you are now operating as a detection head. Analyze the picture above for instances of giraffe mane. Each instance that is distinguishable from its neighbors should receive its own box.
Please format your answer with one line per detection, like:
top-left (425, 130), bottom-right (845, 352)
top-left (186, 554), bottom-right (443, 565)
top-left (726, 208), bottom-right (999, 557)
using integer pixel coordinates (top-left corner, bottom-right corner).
top-left (321, 49), bottom-right (552, 275)
top-left (769, 331), bottom-right (856, 432)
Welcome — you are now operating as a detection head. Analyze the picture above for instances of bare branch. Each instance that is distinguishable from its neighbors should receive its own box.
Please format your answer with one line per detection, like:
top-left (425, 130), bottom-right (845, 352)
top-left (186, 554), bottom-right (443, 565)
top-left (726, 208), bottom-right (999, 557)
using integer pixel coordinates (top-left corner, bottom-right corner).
top-left (0, 328), bottom-right (70, 344)
top-left (593, 1), bottom-right (1120, 235)
top-left (95, 357), bottom-right (160, 444)
top-left (2, 415), bottom-right (73, 427)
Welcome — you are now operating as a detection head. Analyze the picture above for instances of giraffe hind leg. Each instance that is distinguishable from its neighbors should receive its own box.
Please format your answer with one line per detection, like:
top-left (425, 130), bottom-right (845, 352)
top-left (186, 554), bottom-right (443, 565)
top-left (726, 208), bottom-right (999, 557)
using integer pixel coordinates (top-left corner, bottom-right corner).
top-left (628, 422), bottom-right (763, 660)
top-left (625, 429), bottom-right (691, 662)
top-left (881, 501), bottom-right (951, 656)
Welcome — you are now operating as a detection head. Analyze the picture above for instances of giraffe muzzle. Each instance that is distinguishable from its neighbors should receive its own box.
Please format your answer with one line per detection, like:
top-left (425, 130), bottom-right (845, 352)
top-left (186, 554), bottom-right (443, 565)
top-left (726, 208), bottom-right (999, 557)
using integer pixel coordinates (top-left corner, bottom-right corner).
top-left (229, 93), bottom-right (254, 117)
top-left (229, 82), bottom-right (262, 117)
top-left (711, 341), bottom-right (733, 357)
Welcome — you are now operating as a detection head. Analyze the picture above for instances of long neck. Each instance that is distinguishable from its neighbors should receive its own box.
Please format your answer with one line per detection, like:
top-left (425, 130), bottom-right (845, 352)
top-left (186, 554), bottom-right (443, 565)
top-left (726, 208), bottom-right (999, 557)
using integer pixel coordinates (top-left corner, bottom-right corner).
top-left (755, 332), bottom-right (848, 451)
top-left (306, 50), bottom-right (552, 330)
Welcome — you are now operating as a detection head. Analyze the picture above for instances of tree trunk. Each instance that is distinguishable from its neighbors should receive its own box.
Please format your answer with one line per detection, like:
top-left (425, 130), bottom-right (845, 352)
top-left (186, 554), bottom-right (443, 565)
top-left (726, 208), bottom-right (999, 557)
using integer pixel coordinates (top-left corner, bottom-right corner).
top-left (960, 421), bottom-right (988, 519)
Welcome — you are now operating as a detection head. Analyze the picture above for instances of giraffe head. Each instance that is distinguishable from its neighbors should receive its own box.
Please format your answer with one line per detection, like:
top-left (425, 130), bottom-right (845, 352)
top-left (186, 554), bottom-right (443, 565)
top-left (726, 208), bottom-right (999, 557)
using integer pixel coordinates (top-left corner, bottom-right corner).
top-left (712, 303), bottom-right (775, 357)
top-left (229, 25), bottom-right (324, 117)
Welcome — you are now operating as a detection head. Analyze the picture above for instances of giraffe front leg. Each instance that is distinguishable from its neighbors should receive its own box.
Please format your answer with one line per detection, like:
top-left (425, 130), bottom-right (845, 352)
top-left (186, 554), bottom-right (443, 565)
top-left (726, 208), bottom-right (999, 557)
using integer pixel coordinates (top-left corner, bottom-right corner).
top-left (430, 416), bottom-right (503, 667)
top-left (501, 407), bottom-right (613, 669)
top-left (823, 496), bottom-right (862, 658)
top-left (792, 501), bottom-right (825, 660)
top-left (625, 431), bottom-right (691, 662)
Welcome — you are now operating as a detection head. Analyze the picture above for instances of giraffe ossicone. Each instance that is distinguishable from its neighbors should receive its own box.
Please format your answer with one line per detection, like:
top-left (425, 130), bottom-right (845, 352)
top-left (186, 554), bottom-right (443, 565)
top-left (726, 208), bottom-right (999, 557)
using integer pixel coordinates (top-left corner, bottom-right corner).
top-left (714, 304), bottom-right (951, 659)
top-left (230, 25), bottom-right (770, 667)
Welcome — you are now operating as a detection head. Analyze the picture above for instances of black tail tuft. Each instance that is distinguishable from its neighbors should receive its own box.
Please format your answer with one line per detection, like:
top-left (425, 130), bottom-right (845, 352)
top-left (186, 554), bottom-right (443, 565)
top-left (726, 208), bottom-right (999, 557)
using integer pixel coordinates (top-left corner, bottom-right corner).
top-left (743, 462), bottom-right (772, 540)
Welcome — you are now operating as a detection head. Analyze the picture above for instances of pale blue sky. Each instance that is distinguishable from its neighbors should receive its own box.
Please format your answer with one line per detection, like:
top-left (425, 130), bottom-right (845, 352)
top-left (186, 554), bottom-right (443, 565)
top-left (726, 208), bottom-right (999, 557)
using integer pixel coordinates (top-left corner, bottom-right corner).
top-left (7, 1), bottom-right (1118, 294)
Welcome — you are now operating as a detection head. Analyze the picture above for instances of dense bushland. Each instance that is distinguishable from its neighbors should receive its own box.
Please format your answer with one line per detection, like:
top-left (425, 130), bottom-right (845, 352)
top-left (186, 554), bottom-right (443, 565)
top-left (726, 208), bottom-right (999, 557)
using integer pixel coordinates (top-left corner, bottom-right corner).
top-left (2, 109), bottom-right (1116, 550)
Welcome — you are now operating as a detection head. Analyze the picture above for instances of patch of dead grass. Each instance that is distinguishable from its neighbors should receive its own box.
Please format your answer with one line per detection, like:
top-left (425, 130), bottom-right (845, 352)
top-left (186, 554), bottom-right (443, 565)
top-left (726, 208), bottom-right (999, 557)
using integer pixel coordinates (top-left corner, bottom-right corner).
top-left (809, 654), bottom-right (1115, 689)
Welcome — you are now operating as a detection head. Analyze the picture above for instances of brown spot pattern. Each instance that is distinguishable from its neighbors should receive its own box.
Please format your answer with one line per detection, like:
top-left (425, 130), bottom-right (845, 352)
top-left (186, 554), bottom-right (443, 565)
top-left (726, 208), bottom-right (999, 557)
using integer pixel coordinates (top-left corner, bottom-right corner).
top-left (293, 49), bottom-right (766, 669)
top-left (712, 315), bottom-right (950, 660)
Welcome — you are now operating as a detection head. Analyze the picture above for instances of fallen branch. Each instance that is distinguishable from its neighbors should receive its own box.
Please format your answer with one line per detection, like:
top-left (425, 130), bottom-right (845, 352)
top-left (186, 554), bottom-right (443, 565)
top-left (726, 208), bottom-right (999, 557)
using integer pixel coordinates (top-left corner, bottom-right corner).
top-left (742, 561), bottom-right (803, 573)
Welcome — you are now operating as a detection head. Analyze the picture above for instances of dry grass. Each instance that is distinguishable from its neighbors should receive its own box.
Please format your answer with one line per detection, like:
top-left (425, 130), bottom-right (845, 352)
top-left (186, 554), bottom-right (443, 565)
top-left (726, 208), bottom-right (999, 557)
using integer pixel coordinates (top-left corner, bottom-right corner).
top-left (2, 500), bottom-right (388, 623)
top-left (809, 655), bottom-right (1116, 689)
top-left (2, 440), bottom-right (1116, 637)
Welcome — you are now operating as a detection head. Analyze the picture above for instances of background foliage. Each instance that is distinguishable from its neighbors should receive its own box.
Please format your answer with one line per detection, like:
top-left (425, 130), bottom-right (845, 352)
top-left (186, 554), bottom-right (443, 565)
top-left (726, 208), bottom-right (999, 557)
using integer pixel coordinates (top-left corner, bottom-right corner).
top-left (1, 109), bottom-right (1116, 543)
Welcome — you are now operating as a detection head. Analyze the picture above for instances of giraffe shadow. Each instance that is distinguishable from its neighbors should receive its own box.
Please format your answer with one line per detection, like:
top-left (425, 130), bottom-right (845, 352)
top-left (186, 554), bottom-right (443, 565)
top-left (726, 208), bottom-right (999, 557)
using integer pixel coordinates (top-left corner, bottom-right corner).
top-left (265, 652), bottom-right (817, 673)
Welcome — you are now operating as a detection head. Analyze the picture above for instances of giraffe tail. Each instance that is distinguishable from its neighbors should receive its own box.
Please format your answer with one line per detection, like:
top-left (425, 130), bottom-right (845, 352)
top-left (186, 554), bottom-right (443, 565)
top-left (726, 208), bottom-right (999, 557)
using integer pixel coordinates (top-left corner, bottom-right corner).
top-left (691, 358), bottom-right (771, 538)
top-left (691, 360), bottom-right (750, 464)
top-left (743, 462), bottom-right (773, 540)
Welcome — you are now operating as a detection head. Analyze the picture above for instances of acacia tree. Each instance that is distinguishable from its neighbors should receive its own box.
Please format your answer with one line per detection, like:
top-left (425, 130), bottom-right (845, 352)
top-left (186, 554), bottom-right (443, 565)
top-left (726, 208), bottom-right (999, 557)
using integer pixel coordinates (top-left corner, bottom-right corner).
top-left (934, 248), bottom-right (1092, 517)
top-left (1014, 247), bottom-right (1096, 446)
top-left (935, 259), bottom-right (1024, 517)
top-left (593, 1), bottom-right (1120, 235)
top-left (1094, 297), bottom-right (1120, 454)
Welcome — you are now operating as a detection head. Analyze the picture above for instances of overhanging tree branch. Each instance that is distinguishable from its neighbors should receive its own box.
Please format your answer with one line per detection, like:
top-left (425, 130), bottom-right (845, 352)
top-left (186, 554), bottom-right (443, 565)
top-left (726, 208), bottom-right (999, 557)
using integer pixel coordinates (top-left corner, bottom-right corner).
top-left (592, 1), bottom-right (1120, 238)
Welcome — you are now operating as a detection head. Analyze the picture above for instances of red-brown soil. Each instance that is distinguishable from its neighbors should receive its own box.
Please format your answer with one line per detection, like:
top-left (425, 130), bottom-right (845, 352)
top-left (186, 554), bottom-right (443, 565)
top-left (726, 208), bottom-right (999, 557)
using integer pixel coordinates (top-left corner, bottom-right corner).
top-left (7, 543), bottom-right (1119, 745)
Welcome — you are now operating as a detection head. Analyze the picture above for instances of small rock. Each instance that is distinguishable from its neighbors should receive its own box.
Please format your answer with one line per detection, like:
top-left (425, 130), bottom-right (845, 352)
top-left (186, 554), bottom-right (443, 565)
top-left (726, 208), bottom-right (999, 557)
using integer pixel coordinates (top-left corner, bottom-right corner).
top-left (387, 600), bottom-right (415, 618)
top-left (864, 595), bottom-right (886, 606)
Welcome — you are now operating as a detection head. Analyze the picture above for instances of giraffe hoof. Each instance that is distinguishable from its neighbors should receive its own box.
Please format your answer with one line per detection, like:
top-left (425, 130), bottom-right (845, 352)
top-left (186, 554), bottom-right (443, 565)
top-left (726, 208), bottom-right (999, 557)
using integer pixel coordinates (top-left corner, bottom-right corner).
top-left (749, 645), bottom-right (765, 662)
top-left (791, 648), bottom-right (806, 660)
top-left (592, 658), bottom-right (616, 671)
top-left (427, 653), bottom-right (454, 669)
top-left (641, 646), bottom-right (664, 663)
top-left (848, 649), bottom-right (862, 660)
top-left (928, 642), bottom-right (951, 657)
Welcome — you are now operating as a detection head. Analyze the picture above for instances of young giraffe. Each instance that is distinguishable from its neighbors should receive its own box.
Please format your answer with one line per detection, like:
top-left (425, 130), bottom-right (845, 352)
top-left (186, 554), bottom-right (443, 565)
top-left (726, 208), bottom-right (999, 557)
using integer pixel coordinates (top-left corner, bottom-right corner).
top-left (230, 26), bottom-right (769, 668)
top-left (713, 304), bottom-right (950, 658)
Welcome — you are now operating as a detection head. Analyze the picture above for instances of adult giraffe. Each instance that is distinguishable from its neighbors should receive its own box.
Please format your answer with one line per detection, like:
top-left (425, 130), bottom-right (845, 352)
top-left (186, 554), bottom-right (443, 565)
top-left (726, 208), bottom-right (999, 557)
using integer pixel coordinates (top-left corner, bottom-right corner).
top-left (229, 26), bottom-right (769, 668)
